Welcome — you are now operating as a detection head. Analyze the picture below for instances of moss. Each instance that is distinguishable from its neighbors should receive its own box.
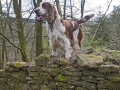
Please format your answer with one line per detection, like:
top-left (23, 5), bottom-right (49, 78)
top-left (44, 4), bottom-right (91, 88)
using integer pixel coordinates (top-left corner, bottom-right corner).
top-left (39, 54), bottom-right (50, 59)
top-left (13, 61), bottom-right (27, 68)
top-left (62, 59), bottom-right (69, 64)
top-left (98, 80), bottom-right (120, 89)
top-left (0, 69), bottom-right (4, 72)
top-left (55, 74), bottom-right (67, 82)
top-left (110, 51), bottom-right (120, 58)
top-left (6, 62), bottom-right (11, 65)
top-left (0, 69), bottom-right (4, 75)
top-left (40, 54), bottom-right (45, 58)
top-left (99, 65), bottom-right (119, 74)
top-left (84, 54), bottom-right (103, 61)
top-left (48, 68), bottom-right (60, 76)
top-left (107, 77), bottom-right (120, 83)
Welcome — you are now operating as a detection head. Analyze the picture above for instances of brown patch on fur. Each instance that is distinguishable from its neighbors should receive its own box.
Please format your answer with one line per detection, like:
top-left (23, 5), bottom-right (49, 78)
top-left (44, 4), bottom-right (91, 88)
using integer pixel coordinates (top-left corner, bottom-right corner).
top-left (60, 14), bottom-right (94, 48)
top-left (60, 19), bottom-right (83, 47)
top-left (42, 2), bottom-right (57, 21)
top-left (42, 2), bottom-right (51, 12)
top-left (72, 22), bottom-right (79, 32)
top-left (60, 19), bottom-right (73, 40)
top-left (77, 28), bottom-right (83, 47)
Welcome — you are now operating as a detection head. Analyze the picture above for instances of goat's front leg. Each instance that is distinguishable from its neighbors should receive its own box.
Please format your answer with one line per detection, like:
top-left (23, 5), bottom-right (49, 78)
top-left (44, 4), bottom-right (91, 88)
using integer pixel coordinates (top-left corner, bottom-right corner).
top-left (64, 38), bottom-right (71, 59)
top-left (49, 38), bottom-right (58, 57)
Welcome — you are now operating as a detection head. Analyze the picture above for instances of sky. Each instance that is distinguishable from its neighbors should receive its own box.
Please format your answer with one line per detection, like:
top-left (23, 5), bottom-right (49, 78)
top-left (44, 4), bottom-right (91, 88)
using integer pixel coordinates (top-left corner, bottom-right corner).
top-left (85, 0), bottom-right (120, 15)
top-left (48, 0), bottom-right (120, 18)
top-left (1, 0), bottom-right (120, 19)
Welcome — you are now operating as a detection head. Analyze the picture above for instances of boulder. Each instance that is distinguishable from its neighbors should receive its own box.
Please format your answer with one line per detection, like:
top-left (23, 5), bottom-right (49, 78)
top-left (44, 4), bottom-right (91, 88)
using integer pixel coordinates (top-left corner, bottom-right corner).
top-left (76, 54), bottom-right (103, 68)
top-left (99, 64), bottom-right (120, 74)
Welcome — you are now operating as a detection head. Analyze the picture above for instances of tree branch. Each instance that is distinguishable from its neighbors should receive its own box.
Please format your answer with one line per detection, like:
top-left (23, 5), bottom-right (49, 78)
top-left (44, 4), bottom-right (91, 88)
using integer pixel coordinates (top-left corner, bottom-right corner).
top-left (90, 0), bottom-right (113, 45)
top-left (0, 32), bottom-right (24, 55)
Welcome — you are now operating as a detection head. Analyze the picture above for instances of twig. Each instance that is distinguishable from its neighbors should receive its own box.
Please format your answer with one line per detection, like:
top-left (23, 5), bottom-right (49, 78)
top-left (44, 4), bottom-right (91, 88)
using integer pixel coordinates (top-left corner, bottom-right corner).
top-left (0, 32), bottom-right (24, 54)
top-left (90, 0), bottom-right (113, 45)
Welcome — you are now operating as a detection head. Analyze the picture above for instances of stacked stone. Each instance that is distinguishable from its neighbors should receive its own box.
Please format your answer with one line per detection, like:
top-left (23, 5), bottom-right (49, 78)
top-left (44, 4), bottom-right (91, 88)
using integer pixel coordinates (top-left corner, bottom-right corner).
top-left (98, 64), bottom-right (120, 90)
top-left (0, 62), bottom-right (29, 90)
top-left (0, 70), bottom-right (6, 90)
top-left (0, 53), bottom-right (120, 90)
top-left (29, 54), bottom-right (70, 90)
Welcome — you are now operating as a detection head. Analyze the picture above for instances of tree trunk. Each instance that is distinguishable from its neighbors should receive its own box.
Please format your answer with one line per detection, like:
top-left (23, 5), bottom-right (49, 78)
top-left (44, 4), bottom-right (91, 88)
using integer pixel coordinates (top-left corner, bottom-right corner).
top-left (81, 0), bottom-right (85, 18)
top-left (70, 0), bottom-right (73, 19)
top-left (8, 24), bottom-right (17, 61)
top-left (63, 0), bottom-right (66, 19)
top-left (35, 21), bottom-right (43, 57)
top-left (0, 0), bottom-right (3, 69)
top-left (2, 23), bottom-right (8, 68)
top-left (13, 0), bottom-right (29, 62)
top-left (33, 0), bottom-right (43, 57)
top-left (55, 0), bottom-right (62, 17)
top-left (1, 24), bottom-right (4, 69)
top-left (7, 0), bottom-right (17, 61)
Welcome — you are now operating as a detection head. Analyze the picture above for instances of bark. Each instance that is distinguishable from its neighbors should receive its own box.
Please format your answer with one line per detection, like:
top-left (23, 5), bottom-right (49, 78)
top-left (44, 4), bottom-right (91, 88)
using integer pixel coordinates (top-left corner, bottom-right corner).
top-left (0, 24), bottom-right (4, 69)
top-left (0, 0), bottom-right (3, 69)
top-left (2, 23), bottom-right (8, 68)
top-left (13, 0), bottom-right (29, 62)
top-left (70, 0), bottom-right (73, 19)
top-left (9, 24), bottom-right (17, 61)
top-left (63, 0), bottom-right (66, 19)
top-left (81, 0), bottom-right (85, 18)
top-left (35, 21), bottom-right (43, 57)
top-left (1, 23), bottom-right (8, 68)
top-left (55, 0), bottom-right (62, 17)
top-left (33, 0), bottom-right (43, 57)
top-left (0, 0), bottom-right (2, 14)
top-left (7, 0), bottom-right (17, 61)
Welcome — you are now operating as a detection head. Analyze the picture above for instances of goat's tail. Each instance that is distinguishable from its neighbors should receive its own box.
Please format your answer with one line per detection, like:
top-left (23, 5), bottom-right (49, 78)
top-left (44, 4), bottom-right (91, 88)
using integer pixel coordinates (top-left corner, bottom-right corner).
top-left (76, 14), bottom-right (94, 24)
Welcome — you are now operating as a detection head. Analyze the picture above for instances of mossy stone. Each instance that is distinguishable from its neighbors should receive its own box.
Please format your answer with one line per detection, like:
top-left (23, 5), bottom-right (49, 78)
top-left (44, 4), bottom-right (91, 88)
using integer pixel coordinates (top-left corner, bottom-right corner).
top-left (0, 69), bottom-right (4, 74)
top-left (98, 80), bottom-right (120, 89)
top-left (41, 85), bottom-right (50, 90)
top-left (107, 77), bottom-right (120, 83)
top-left (81, 76), bottom-right (97, 83)
top-left (48, 68), bottom-right (60, 76)
top-left (35, 54), bottom-right (50, 66)
top-left (28, 65), bottom-right (38, 72)
top-left (13, 61), bottom-right (27, 68)
top-left (76, 87), bottom-right (88, 90)
top-left (99, 64), bottom-right (119, 74)
top-left (83, 71), bottom-right (105, 78)
top-left (55, 74), bottom-right (67, 82)
top-left (76, 54), bottom-right (103, 68)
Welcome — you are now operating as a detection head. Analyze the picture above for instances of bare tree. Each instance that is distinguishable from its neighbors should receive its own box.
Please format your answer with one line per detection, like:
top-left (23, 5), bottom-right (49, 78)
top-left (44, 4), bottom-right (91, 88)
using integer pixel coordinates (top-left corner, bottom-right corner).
top-left (81, 0), bottom-right (85, 18)
top-left (0, 0), bottom-right (3, 69)
top-left (55, 0), bottom-right (62, 17)
top-left (90, 0), bottom-right (113, 45)
top-left (70, 0), bottom-right (73, 19)
top-left (13, 0), bottom-right (29, 62)
top-left (63, 0), bottom-right (66, 19)
top-left (0, 0), bottom-right (8, 68)
top-left (33, 0), bottom-right (43, 57)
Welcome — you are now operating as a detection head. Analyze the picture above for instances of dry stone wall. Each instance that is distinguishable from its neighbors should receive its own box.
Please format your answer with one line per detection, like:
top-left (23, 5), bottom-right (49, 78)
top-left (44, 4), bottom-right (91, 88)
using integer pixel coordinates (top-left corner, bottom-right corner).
top-left (0, 54), bottom-right (120, 90)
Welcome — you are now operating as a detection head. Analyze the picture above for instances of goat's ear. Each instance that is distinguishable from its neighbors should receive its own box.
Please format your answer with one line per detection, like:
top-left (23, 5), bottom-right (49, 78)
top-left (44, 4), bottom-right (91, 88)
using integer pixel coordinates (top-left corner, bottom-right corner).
top-left (48, 5), bottom-right (57, 20)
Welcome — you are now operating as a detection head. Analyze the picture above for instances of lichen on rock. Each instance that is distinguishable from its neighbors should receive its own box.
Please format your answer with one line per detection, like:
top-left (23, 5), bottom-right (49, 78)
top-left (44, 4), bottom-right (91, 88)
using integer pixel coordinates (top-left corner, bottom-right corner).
top-left (76, 54), bottom-right (103, 68)
top-left (13, 61), bottom-right (27, 68)
top-left (99, 64), bottom-right (120, 74)
top-left (55, 74), bottom-right (67, 82)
